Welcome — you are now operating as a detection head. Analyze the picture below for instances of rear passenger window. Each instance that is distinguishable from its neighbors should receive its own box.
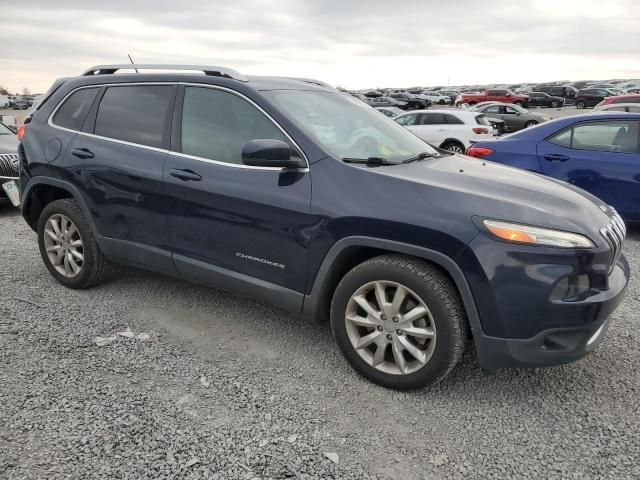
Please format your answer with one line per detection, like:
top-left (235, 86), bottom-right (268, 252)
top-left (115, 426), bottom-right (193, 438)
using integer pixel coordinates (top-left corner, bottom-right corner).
top-left (444, 114), bottom-right (464, 125)
top-left (549, 121), bottom-right (639, 153)
top-left (52, 88), bottom-right (99, 131)
top-left (420, 113), bottom-right (446, 125)
top-left (94, 86), bottom-right (174, 149)
top-left (180, 87), bottom-right (288, 164)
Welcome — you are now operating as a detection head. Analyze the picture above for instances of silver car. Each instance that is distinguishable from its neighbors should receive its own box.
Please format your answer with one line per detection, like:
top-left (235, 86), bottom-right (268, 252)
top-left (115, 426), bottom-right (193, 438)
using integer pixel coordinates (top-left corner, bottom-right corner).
top-left (468, 102), bottom-right (552, 132)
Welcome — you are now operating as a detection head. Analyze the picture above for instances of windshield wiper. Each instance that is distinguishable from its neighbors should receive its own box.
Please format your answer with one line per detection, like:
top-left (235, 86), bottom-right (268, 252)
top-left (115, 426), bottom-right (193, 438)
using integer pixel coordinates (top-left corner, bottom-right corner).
top-left (343, 156), bottom-right (399, 165)
top-left (401, 152), bottom-right (439, 163)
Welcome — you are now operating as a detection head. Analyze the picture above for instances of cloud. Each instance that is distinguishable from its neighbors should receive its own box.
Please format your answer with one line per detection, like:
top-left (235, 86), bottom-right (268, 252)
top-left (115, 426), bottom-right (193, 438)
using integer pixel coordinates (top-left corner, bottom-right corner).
top-left (1, 0), bottom-right (639, 92)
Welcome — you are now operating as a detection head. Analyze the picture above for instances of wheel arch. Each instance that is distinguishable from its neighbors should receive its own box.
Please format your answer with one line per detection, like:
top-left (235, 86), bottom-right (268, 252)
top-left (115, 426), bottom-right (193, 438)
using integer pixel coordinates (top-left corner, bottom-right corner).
top-left (439, 138), bottom-right (465, 150)
top-left (302, 236), bottom-right (481, 331)
top-left (22, 177), bottom-right (96, 234)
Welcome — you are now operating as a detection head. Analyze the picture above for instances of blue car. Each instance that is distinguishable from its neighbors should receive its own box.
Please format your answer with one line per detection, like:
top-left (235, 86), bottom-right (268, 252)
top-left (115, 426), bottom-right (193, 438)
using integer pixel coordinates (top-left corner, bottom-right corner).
top-left (467, 112), bottom-right (640, 221)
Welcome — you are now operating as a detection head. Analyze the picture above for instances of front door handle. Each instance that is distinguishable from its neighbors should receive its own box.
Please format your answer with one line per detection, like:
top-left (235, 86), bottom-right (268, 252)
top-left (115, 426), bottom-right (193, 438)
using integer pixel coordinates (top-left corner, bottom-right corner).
top-left (544, 154), bottom-right (570, 162)
top-left (71, 147), bottom-right (94, 159)
top-left (170, 168), bottom-right (202, 181)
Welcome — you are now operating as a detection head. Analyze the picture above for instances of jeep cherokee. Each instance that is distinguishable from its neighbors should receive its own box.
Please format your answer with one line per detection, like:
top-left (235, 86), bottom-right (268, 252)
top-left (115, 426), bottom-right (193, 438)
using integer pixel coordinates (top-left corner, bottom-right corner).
top-left (17, 65), bottom-right (629, 389)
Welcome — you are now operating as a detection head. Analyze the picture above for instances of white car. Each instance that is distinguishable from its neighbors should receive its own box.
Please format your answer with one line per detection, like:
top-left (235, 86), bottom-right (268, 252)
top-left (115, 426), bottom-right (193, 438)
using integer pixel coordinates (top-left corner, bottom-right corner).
top-left (418, 91), bottom-right (451, 105)
top-left (394, 109), bottom-right (496, 153)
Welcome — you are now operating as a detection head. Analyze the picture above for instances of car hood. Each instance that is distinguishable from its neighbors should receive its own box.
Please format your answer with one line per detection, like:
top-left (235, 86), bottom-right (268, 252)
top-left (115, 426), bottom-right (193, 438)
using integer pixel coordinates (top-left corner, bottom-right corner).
top-left (361, 153), bottom-right (611, 236)
top-left (0, 134), bottom-right (18, 153)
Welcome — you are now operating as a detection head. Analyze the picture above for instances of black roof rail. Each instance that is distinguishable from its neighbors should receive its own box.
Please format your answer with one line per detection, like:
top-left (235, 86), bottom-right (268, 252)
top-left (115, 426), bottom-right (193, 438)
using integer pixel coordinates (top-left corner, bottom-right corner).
top-left (81, 64), bottom-right (248, 82)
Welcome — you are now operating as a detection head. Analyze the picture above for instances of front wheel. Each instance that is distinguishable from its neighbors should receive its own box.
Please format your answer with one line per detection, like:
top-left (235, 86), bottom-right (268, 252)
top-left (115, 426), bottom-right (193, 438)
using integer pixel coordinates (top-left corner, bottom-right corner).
top-left (576, 101), bottom-right (586, 109)
top-left (550, 100), bottom-right (560, 108)
top-left (37, 199), bottom-right (112, 289)
top-left (330, 255), bottom-right (467, 390)
top-left (524, 120), bottom-right (538, 128)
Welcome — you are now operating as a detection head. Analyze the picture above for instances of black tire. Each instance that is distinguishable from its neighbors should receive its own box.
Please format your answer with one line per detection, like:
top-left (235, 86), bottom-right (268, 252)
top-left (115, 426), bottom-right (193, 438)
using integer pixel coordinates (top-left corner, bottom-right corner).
top-left (550, 100), bottom-right (560, 108)
top-left (576, 101), bottom-right (586, 109)
top-left (441, 141), bottom-right (465, 154)
top-left (330, 255), bottom-right (467, 390)
top-left (524, 120), bottom-right (538, 128)
top-left (37, 198), bottom-right (112, 289)
top-left (468, 101), bottom-right (477, 106)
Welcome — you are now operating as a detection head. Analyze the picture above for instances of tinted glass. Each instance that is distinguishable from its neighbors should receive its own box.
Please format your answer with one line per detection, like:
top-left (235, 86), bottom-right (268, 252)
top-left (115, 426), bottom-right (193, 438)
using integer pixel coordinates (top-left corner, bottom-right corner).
top-left (52, 88), bottom-right (99, 131)
top-left (95, 86), bottom-right (173, 148)
top-left (181, 87), bottom-right (288, 164)
top-left (444, 114), bottom-right (464, 125)
top-left (420, 113), bottom-right (446, 125)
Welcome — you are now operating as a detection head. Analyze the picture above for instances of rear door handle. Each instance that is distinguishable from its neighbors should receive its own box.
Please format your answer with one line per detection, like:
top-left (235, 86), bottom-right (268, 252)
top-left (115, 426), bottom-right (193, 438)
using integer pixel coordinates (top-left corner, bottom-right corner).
top-left (169, 168), bottom-right (202, 181)
top-left (544, 154), bottom-right (570, 162)
top-left (71, 147), bottom-right (94, 159)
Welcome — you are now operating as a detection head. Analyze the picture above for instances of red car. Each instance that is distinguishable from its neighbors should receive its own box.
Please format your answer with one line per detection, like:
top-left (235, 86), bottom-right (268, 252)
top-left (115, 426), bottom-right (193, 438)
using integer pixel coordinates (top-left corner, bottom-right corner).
top-left (595, 94), bottom-right (640, 108)
top-left (456, 89), bottom-right (529, 108)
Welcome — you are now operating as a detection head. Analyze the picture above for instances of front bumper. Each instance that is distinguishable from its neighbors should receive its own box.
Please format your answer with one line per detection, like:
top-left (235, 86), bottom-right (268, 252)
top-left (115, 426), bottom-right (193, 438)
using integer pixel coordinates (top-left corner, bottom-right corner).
top-left (456, 231), bottom-right (630, 371)
top-left (473, 256), bottom-right (629, 371)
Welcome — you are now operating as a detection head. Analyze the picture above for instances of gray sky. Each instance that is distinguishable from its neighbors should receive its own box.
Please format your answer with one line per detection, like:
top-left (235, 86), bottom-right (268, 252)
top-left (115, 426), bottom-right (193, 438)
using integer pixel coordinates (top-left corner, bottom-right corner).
top-left (2, 0), bottom-right (639, 93)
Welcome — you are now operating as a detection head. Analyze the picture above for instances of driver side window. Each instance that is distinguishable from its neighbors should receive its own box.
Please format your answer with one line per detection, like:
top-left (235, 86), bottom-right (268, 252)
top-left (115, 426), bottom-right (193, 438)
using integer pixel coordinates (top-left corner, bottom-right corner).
top-left (181, 87), bottom-right (289, 164)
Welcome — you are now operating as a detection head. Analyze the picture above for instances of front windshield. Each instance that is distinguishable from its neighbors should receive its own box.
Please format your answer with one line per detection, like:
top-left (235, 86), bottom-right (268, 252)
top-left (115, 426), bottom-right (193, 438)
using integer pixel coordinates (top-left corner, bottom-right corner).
top-left (263, 90), bottom-right (437, 160)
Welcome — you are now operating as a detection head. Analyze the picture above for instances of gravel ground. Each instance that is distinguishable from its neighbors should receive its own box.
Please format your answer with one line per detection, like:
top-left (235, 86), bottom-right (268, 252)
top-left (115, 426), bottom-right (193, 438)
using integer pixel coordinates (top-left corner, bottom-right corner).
top-left (1, 205), bottom-right (639, 480)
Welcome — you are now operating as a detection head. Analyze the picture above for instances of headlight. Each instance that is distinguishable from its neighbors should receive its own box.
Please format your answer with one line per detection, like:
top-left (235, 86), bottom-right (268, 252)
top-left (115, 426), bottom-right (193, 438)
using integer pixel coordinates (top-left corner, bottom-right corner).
top-left (483, 220), bottom-right (595, 248)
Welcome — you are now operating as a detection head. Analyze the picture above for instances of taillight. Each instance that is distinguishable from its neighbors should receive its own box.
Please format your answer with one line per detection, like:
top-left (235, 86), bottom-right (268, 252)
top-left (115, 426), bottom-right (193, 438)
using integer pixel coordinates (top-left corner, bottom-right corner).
top-left (472, 127), bottom-right (489, 134)
top-left (17, 124), bottom-right (26, 141)
top-left (466, 147), bottom-right (494, 158)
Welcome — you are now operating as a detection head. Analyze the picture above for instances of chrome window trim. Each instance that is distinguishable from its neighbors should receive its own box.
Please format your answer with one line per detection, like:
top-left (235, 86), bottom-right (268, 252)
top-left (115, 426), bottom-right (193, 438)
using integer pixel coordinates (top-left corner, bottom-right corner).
top-left (47, 81), bottom-right (310, 172)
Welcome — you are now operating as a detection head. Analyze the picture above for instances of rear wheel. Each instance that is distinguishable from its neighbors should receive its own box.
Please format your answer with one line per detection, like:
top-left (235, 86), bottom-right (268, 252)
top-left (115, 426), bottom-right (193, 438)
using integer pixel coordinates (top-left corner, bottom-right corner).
top-left (441, 141), bottom-right (465, 154)
top-left (330, 255), bottom-right (467, 390)
top-left (37, 199), bottom-right (112, 289)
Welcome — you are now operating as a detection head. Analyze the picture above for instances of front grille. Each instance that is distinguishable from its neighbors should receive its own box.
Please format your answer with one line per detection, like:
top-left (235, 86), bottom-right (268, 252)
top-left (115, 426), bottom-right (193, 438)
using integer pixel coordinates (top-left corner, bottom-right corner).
top-left (0, 153), bottom-right (19, 178)
top-left (600, 209), bottom-right (626, 273)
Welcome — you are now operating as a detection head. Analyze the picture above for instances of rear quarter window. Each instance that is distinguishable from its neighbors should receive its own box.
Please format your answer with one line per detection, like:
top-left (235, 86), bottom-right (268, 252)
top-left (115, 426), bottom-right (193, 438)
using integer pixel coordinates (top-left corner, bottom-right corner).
top-left (52, 88), bottom-right (99, 131)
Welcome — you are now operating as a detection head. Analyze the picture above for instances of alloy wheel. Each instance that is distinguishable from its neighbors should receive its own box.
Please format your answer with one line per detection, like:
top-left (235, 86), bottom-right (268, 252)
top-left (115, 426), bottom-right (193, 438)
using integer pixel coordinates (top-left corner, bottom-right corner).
top-left (345, 281), bottom-right (437, 375)
top-left (446, 144), bottom-right (464, 153)
top-left (43, 214), bottom-right (84, 277)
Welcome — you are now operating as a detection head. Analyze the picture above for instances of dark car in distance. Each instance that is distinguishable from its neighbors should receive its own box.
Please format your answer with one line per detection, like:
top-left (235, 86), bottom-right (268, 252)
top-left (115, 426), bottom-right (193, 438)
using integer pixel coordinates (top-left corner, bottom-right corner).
top-left (535, 85), bottom-right (578, 103)
top-left (527, 92), bottom-right (565, 108)
top-left (575, 88), bottom-right (617, 109)
top-left (18, 64), bottom-right (629, 390)
top-left (388, 93), bottom-right (430, 110)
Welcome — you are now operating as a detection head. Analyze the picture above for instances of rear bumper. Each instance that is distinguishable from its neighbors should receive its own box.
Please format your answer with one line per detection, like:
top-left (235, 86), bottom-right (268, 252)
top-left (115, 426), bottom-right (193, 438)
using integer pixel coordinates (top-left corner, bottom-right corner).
top-left (472, 256), bottom-right (629, 371)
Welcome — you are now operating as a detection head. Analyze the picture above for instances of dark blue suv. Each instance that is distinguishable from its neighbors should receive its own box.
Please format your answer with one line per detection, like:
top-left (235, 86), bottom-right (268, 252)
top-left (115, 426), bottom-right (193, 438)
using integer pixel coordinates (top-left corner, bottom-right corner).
top-left (18, 65), bottom-right (629, 389)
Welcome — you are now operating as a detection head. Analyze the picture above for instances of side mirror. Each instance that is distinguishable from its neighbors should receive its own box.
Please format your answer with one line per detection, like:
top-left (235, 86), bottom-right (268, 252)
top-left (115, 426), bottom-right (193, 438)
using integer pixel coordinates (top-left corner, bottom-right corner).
top-left (241, 139), bottom-right (305, 169)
